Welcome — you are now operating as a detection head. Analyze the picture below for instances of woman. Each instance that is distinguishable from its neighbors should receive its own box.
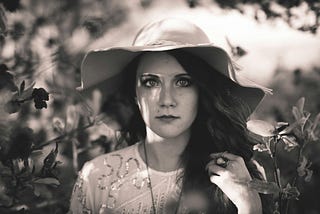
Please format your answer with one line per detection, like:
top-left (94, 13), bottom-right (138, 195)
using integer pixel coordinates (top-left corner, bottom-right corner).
top-left (69, 18), bottom-right (272, 214)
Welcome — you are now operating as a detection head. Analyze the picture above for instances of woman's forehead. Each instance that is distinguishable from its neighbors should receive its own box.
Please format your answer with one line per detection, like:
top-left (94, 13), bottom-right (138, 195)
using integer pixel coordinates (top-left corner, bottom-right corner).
top-left (136, 52), bottom-right (187, 76)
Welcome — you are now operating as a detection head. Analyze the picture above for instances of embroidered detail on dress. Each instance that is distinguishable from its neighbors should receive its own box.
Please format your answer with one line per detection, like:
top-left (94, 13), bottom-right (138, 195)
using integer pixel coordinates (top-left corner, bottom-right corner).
top-left (71, 172), bottom-right (93, 213)
top-left (129, 158), bottom-right (149, 189)
top-left (111, 154), bottom-right (127, 179)
top-left (107, 194), bottom-right (116, 209)
top-left (103, 158), bottom-right (114, 176)
top-left (82, 206), bottom-right (92, 214)
top-left (75, 176), bottom-right (85, 206)
top-left (106, 154), bottom-right (125, 208)
top-left (158, 192), bottom-right (166, 213)
top-left (107, 155), bottom-right (151, 208)
top-left (79, 191), bottom-right (91, 212)
top-left (98, 204), bottom-right (107, 214)
top-left (97, 174), bottom-right (109, 190)
top-left (73, 173), bottom-right (83, 194)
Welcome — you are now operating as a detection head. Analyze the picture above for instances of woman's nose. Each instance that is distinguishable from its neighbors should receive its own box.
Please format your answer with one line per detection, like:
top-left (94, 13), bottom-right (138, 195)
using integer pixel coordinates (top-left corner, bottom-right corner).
top-left (158, 85), bottom-right (177, 107)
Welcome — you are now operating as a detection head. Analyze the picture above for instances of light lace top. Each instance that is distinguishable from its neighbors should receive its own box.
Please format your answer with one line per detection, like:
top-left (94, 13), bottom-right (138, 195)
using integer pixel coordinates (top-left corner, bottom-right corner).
top-left (69, 142), bottom-right (186, 214)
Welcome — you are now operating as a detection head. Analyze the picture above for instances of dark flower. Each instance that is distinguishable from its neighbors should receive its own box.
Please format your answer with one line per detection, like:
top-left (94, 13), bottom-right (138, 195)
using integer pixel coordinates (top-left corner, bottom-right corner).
top-left (1, 0), bottom-right (21, 12)
top-left (34, 100), bottom-right (47, 109)
top-left (187, 0), bottom-right (197, 8)
top-left (46, 37), bottom-right (57, 48)
top-left (7, 126), bottom-right (34, 160)
top-left (10, 21), bottom-right (25, 41)
top-left (32, 88), bottom-right (49, 101)
top-left (0, 123), bottom-right (10, 161)
top-left (0, 64), bottom-right (18, 92)
top-left (34, 16), bottom-right (47, 27)
top-left (140, 0), bottom-right (152, 8)
top-left (32, 88), bottom-right (49, 109)
top-left (82, 17), bottom-right (105, 38)
top-left (0, 64), bottom-right (8, 72)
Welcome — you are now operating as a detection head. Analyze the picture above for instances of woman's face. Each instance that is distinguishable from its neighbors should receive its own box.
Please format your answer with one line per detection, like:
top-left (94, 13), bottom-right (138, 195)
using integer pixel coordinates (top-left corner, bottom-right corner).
top-left (135, 52), bottom-right (198, 139)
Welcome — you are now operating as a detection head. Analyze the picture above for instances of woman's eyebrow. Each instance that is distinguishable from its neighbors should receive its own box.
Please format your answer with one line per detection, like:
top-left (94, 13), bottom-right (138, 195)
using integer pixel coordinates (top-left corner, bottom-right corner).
top-left (140, 74), bottom-right (159, 78)
top-left (175, 73), bottom-right (191, 78)
top-left (139, 73), bottom-right (191, 78)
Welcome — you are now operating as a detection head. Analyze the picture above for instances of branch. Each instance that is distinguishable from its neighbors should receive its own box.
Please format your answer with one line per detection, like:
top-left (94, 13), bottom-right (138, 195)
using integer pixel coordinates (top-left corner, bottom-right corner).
top-left (33, 121), bottom-right (95, 150)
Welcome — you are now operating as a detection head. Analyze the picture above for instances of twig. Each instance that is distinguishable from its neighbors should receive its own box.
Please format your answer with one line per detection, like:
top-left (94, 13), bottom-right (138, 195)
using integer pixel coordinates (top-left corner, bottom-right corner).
top-left (272, 136), bottom-right (283, 213)
top-left (33, 121), bottom-right (95, 150)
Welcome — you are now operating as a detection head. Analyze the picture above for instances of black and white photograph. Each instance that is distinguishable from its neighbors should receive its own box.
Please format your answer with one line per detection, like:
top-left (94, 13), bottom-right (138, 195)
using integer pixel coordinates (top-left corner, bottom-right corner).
top-left (0, 0), bottom-right (320, 213)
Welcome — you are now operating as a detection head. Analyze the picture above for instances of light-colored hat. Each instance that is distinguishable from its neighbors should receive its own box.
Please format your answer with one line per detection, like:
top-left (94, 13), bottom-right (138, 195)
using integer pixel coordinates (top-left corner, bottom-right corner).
top-left (80, 18), bottom-right (271, 117)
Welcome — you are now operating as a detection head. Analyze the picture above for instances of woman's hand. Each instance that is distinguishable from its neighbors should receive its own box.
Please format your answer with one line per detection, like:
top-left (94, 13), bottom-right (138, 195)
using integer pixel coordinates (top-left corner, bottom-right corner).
top-left (206, 152), bottom-right (262, 214)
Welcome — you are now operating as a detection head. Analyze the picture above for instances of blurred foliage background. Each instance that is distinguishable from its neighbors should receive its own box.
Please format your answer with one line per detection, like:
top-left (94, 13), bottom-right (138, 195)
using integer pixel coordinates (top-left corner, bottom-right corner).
top-left (0, 0), bottom-right (319, 213)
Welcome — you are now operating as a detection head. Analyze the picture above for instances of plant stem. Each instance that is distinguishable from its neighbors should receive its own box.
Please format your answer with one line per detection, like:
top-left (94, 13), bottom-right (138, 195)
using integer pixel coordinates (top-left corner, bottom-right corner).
top-left (272, 136), bottom-right (283, 213)
top-left (285, 140), bottom-right (306, 214)
top-left (72, 138), bottom-right (78, 171)
top-left (33, 121), bottom-right (94, 150)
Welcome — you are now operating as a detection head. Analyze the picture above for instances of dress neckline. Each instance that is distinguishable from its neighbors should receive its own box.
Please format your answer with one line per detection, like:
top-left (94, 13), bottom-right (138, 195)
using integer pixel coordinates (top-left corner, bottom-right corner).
top-left (134, 141), bottom-right (183, 176)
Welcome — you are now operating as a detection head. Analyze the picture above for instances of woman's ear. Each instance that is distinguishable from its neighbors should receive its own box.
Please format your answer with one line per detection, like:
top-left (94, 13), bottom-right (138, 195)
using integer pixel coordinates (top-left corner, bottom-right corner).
top-left (134, 97), bottom-right (140, 107)
top-left (135, 97), bottom-right (142, 110)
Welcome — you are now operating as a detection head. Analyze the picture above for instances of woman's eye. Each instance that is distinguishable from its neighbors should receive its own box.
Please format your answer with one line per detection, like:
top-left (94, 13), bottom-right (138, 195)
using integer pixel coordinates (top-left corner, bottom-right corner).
top-left (142, 79), bottom-right (159, 88)
top-left (176, 78), bottom-right (192, 87)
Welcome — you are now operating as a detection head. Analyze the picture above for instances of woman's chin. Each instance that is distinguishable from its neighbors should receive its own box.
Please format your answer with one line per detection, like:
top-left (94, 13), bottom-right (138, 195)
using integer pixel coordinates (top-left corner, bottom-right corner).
top-left (151, 128), bottom-right (187, 140)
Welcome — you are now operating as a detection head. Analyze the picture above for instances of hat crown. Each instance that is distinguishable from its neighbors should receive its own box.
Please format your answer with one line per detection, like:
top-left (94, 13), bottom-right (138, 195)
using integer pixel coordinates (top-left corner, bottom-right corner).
top-left (132, 18), bottom-right (211, 46)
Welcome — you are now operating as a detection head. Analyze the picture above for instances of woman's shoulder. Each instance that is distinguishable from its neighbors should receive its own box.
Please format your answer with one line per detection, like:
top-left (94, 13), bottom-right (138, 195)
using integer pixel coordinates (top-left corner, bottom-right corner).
top-left (80, 142), bottom-right (141, 177)
top-left (93, 142), bottom-right (140, 163)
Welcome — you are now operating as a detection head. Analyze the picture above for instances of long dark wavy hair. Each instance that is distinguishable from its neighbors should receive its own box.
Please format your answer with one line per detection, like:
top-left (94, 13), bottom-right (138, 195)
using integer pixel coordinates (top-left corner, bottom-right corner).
top-left (101, 50), bottom-right (273, 213)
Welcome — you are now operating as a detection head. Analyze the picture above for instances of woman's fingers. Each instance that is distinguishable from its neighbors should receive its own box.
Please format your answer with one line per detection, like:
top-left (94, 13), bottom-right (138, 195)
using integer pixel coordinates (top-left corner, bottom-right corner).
top-left (206, 161), bottom-right (227, 176)
top-left (209, 152), bottom-right (243, 162)
top-left (206, 152), bottom-right (262, 213)
top-left (207, 152), bottom-right (251, 181)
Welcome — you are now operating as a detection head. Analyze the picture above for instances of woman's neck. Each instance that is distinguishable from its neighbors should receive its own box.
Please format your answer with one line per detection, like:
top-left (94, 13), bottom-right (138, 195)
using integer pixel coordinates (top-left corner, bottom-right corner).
top-left (139, 128), bottom-right (190, 172)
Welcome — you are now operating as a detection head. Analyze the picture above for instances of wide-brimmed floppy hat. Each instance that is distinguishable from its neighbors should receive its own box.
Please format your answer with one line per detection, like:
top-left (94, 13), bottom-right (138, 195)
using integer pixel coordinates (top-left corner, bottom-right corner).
top-left (79, 18), bottom-right (271, 119)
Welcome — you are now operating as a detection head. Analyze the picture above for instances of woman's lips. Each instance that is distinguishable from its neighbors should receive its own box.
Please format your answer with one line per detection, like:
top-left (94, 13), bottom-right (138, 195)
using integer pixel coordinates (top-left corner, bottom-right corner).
top-left (156, 115), bottom-right (180, 122)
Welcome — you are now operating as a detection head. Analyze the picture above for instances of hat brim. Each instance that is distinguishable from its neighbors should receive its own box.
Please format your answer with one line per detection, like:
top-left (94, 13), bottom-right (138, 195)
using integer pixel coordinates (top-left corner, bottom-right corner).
top-left (79, 44), bottom-right (271, 117)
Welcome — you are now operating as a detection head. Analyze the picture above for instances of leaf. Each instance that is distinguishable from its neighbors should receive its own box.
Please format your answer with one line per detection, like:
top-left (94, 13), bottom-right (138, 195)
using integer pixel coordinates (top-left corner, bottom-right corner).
top-left (66, 105), bottom-right (80, 132)
top-left (246, 120), bottom-right (276, 137)
top-left (30, 149), bottom-right (43, 157)
top-left (33, 178), bottom-right (60, 186)
top-left (275, 122), bottom-right (289, 132)
top-left (19, 82), bottom-right (36, 100)
top-left (0, 163), bottom-right (11, 176)
top-left (279, 116), bottom-right (310, 135)
top-left (292, 98), bottom-right (306, 121)
top-left (253, 143), bottom-right (270, 153)
top-left (292, 106), bottom-right (302, 121)
top-left (19, 80), bottom-right (25, 95)
top-left (301, 112), bottom-right (311, 132)
top-left (41, 142), bottom-right (59, 177)
top-left (52, 117), bottom-right (65, 134)
top-left (297, 156), bottom-right (308, 177)
top-left (247, 179), bottom-right (280, 194)
top-left (311, 112), bottom-right (320, 132)
top-left (33, 185), bottom-right (41, 197)
top-left (0, 192), bottom-right (13, 207)
top-left (310, 112), bottom-right (320, 141)
top-left (282, 183), bottom-right (300, 200)
top-left (297, 156), bottom-right (313, 182)
top-left (291, 97), bottom-right (311, 132)
top-left (305, 169), bottom-right (313, 182)
top-left (281, 135), bottom-right (299, 152)
top-left (44, 146), bottom-right (58, 168)
top-left (0, 5), bottom-right (7, 35)
top-left (296, 97), bottom-right (305, 114)
top-left (0, 177), bottom-right (13, 206)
